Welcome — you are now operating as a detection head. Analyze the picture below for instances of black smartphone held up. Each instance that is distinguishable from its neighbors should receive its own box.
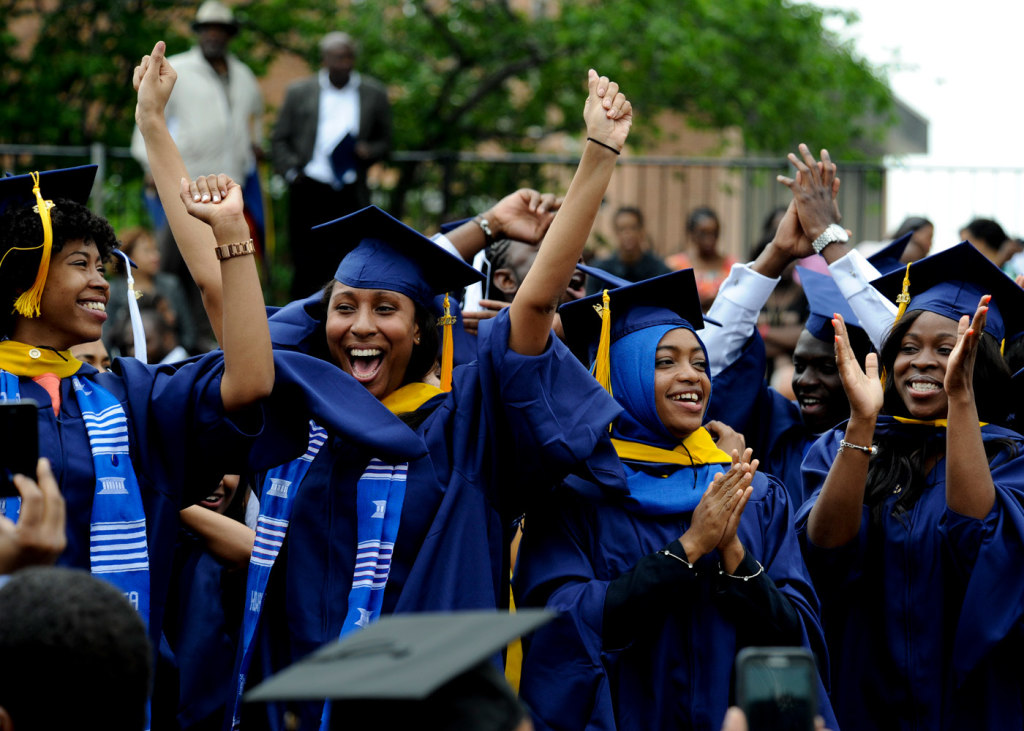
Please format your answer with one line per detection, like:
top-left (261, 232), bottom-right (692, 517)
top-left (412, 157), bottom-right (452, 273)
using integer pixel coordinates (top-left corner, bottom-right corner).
top-left (736, 647), bottom-right (817, 731)
top-left (0, 399), bottom-right (39, 498)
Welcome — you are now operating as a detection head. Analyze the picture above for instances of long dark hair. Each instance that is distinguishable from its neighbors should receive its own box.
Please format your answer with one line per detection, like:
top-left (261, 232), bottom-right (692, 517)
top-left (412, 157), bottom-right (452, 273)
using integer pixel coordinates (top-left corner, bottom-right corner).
top-left (864, 310), bottom-right (1015, 520)
top-left (0, 199), bottom-right (118, 337)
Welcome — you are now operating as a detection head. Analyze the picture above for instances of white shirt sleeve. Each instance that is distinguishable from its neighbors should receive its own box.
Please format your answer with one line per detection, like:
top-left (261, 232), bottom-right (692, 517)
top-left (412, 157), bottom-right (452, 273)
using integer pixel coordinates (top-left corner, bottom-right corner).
top-left (828, 250), bottom-right (897, 350)
top-left (703, 262), bottom-right (780, 374)
top-left (430, 233), bottom-right (485, 310)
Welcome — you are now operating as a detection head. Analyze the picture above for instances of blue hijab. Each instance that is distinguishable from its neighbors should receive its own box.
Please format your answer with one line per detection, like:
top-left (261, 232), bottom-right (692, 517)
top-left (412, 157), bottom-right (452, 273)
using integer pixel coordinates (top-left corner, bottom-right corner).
top-left (609, 313), bottom-right (711, 449)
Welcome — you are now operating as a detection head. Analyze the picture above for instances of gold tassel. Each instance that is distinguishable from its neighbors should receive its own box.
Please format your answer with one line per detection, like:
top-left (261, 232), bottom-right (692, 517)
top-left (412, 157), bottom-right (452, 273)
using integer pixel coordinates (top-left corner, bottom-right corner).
top-left (591, 289), bottom-right (613, 395)
top-left (881, 262), bottom-right (914, 391)
top-left (893, 262), bottom-right (912, 326)
top-left (10, 172), bottom-right (54, 318)
top-left (1001, 338), bottom-right (1005, 357)
top-left (439, 293), bottom-right (457, 392)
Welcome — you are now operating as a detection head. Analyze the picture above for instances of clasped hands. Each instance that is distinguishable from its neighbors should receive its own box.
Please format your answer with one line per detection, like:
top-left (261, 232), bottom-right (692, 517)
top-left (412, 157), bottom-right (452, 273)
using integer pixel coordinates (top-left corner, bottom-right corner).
top-left (679, 449), bottom-right (758, 574)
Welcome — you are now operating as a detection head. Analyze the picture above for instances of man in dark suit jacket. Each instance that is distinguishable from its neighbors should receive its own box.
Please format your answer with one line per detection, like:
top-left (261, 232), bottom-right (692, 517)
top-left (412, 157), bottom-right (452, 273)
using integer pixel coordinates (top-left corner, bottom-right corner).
top-left (272, 32), bottom-right (392, 298)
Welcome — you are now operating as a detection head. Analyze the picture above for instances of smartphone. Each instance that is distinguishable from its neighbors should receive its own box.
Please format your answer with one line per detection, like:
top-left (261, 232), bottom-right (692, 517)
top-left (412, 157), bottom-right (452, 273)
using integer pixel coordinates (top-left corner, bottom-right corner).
top-left (0, 399), bottom-right (39, 498)
top-left (736, 647), bottom-right (817, 731)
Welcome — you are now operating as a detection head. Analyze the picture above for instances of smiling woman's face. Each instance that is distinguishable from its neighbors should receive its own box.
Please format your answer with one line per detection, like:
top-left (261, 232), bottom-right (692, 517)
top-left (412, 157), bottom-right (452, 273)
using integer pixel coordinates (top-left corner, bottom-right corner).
top-left (12, 239), bottom-right (109, 350)
top-left (324, 283), bottom-right (420, 400)
top-left (892, 310), bottom-right (959, 420)
top-left (653, 328), bottom-right (710, 440)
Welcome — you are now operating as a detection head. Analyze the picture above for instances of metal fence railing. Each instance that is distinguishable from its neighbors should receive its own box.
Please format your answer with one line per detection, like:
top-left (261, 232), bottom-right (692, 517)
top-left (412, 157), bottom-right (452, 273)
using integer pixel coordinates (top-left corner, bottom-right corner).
top-left (15, 143), bottom-right (1018, 268)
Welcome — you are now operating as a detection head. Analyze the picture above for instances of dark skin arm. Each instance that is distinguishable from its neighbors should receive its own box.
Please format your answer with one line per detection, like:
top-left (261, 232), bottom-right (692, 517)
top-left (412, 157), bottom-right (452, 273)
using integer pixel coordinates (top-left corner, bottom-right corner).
top-left (944, 297), bottom-right (996, 518)
top-left (805, 314), bottom-right (882, 547)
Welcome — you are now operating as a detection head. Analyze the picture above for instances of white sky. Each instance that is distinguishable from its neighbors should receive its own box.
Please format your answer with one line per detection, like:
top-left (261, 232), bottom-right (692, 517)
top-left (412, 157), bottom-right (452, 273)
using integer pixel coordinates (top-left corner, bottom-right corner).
top-left (807, 0), bottom-right (1024, 245)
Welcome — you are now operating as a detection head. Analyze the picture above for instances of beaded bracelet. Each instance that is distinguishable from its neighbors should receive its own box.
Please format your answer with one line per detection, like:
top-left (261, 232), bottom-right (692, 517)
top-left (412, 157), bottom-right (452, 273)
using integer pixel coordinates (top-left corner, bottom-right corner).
top-left (718, 560), bottom-right (765, 582)
top-left (658, 548), bottom-right (695, 571)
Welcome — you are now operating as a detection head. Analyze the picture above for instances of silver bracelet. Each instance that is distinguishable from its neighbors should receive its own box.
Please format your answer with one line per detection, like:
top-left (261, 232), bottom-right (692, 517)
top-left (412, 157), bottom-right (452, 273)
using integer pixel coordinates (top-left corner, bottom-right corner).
top-left (474, 216), bottom-right (495, 245)
top-left (658, 548), bottom-right (695, 570)
top-left (838, 439), bottom-right (877, 457)
top-left (718, 560), bottom-right (765, 582)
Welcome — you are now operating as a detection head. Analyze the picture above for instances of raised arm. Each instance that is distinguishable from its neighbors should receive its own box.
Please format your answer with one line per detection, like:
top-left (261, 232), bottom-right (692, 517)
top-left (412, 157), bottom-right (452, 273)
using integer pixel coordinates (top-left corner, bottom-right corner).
top-left (442, 188), bottom-right (560, 262)
top-left (806, 314), bottom-right (883, 547)
top-left (508, 71), bottom-right (632, 355)
top-left (177, 174), bottom-right (274, 411)
top-left (133, 41), bottom-right (225, 343)
top-left (944, 297), bottom-right (996, 518)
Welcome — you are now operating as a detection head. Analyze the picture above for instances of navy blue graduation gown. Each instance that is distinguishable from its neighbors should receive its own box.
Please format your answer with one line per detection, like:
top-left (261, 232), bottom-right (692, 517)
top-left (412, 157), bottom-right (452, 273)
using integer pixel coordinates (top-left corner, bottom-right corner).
top-left (706, 329), bottom-right (813, 503)
top-left (796, 419), bottom-right (1024, 729)
top-left (17, 353), bottom-right (265, 653)
top-left (162, 532), bottom-right (246, 730)
top-left (245, 309), bottom-right (622, 730)
top-left (514, 468), bottom-right (836, 731)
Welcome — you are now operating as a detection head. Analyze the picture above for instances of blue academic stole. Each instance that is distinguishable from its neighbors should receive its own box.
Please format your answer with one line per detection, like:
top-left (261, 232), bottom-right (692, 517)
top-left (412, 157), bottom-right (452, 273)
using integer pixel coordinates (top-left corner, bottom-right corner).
top-left (229, 421), bottom-right (327, 730)
top-left (228, 422), bottom-right (409, 731)
top-left (0, 371), bottom-right (153, 730)
top-left (320, 459), bottom-right (408, 730)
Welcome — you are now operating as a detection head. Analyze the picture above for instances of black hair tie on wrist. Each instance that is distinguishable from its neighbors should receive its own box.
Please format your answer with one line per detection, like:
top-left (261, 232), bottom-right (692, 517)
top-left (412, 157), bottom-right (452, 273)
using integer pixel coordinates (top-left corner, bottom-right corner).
top-left (586, 137), bottom-right (621, 155)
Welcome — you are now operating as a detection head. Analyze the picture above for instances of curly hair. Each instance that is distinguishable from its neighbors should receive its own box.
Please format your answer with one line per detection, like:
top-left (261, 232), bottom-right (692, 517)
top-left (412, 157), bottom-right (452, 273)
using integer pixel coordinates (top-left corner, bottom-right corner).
top-left (0, 199), bottom-right (118, 336)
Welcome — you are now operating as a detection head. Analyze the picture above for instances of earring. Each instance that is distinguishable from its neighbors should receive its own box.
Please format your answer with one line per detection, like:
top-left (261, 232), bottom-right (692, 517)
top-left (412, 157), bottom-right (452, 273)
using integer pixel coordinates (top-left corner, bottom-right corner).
top-left (414, 336), bottom-right (421, 344)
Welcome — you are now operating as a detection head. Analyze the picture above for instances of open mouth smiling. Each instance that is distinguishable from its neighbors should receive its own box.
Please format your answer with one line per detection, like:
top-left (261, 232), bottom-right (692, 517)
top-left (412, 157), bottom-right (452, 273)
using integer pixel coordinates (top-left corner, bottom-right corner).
top-left (347, 347), bottom-right (384, 382)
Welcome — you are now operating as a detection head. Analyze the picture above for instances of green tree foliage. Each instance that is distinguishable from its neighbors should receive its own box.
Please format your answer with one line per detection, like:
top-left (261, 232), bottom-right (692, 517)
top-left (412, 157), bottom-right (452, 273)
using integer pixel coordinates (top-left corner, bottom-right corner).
top-left (1, 0), bottom-right (892, 217)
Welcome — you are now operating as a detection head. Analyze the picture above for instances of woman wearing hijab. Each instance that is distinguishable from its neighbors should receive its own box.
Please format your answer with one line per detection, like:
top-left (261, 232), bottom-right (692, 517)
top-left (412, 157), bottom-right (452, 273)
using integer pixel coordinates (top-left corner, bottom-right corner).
top-left (133, 42), bottom-right (634, 730)
top-left (514, 270), bottom-right (835, 730)
top-left (799, 242), bottom-right (1024, 729)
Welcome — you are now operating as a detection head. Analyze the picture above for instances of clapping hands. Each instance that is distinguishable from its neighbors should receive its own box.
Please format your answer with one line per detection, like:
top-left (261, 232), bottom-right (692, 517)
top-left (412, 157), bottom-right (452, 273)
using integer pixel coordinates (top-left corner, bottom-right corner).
top-left (679, 448), bottom-right (758, 572)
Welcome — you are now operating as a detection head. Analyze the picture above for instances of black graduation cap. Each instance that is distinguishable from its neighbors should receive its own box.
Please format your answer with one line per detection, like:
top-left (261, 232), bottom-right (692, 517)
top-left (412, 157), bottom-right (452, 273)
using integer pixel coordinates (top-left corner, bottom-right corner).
top-left (866, 232), bottom-right (914, 275)
top-left (797, 266), bottom-right (863, 342)
top-left (0, 165), bottom-right (99, 318)
top-left (559, 269), bottom-right (705, 363)
top-left (245, 610), bottom-right (554, 729)
top-left (313, 206), bottom-right (483, 311)
top-left (871, 241), bottom-right (1024, 342)
top-left (0, 165), bottom-right (96, 215)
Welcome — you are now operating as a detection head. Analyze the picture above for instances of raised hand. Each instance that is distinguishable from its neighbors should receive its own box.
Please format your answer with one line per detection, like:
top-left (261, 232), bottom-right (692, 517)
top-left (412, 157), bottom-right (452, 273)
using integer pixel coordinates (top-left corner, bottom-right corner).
top-left (178, 173), bottom-right (245, 236)
top-left (833, 313), bottom-right (883, 420)
top-left (944, 295), bottom-right (989, 402)
top-left (134, 40), bottom-right (177, 130)
top-left (777, 144), bottom-right (843, 245)
top-left (584, 70), bottom-right (633, 153)
top-left (486, 189), bottom-right (561, 245)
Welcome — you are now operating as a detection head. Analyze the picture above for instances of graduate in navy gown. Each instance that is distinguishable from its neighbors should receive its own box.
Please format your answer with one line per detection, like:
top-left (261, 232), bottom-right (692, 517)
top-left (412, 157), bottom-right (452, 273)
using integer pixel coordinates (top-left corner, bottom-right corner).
top-left (798, 242), bottom-right (1024, 729)
top-left (0, 155), bottom-right (275, 731)
top-left (147, 70), bottom-right (634, 731)
top-left (514, 270), bottom-right (836, 731)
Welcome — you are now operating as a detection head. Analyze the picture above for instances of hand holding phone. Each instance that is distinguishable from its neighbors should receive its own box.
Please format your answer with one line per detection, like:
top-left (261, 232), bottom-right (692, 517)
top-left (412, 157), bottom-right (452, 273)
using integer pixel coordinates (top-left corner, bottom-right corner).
top-left (736, 647), bottom-right (817, 731)
top-left (0, 399), bottom-right (39, 498)
top-left (0, 457), bottom-right (67, 573)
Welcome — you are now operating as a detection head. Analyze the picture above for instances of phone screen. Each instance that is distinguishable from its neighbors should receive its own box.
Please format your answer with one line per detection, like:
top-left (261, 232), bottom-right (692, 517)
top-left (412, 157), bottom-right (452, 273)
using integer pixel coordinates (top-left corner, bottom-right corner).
top-left (736, 647), bottom-right (816, 731)
top-left (0, 399), bottom-right (40, 498)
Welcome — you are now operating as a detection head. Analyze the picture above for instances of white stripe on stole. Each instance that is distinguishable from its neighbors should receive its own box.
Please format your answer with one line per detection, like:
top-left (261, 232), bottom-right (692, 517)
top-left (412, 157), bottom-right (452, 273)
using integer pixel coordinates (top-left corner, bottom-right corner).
top-left (92, 536), bottom-right (149, 548)
top-left (93, 561), bottom-right (150, 574)
top-left (258, 516), bottom-right (288, 528)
